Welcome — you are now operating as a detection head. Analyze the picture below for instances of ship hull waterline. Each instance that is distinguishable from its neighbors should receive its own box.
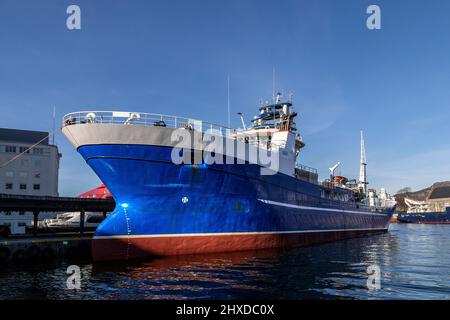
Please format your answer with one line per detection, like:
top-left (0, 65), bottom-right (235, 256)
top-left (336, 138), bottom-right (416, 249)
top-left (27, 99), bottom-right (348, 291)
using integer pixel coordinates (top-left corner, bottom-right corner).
top-left (92, 229), bottom-right (388, 261)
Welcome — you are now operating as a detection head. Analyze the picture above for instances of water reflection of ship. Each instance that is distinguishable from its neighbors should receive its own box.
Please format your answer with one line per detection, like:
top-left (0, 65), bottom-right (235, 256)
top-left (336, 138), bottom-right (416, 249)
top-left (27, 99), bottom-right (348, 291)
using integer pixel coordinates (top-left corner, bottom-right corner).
top-left (90, 232), bottom-right (399, 299)
top-left (92, 249), bottom-right (283, 299)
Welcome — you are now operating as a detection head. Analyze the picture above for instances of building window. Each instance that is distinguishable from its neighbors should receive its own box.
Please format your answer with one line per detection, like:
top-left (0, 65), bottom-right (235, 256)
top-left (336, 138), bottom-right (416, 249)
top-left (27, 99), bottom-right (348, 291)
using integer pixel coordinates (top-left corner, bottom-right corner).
top-left (20, 184), bottom-right (27, 190)
top-left (19, 172), bottom-right (28, 178)
top-left (5, 171), bottom-right (13, 178)
top-left (5, 183), bottom-right (13, 190)
top-left (5, 146), bottom-right (16, 153)
top-left (33, 184), bottom-right (40, 190)
top-left (87, 216), bottom-right (105, 223)
top-left (19, 146), bottom-right (30, 154)
top-left (34, 172), bottom-right (41, 178)
top-left (4, 212), bottom-right (11, 216)
top-left (19, 211), bottom-right (25, 215)
top-left (33, 148), bottom-right (43, 155)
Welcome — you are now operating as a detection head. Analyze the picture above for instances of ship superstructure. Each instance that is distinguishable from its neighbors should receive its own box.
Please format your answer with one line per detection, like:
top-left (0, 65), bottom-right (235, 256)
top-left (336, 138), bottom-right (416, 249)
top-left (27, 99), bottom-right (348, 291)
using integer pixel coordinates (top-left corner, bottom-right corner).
top-left (62, 93), bottom-right (396, 261)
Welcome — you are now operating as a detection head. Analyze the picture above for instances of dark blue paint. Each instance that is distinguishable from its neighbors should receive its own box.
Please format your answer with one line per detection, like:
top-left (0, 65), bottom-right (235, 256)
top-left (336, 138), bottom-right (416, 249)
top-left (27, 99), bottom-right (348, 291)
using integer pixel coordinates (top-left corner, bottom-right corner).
top-left (397, 208), bottom-right (450, 223)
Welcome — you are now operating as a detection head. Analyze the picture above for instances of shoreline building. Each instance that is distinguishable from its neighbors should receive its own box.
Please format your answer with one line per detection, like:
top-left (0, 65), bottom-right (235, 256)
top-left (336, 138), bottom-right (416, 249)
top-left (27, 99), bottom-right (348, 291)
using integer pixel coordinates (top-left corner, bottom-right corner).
top-left (427, 181), bottom-right (450, 213)
top-left (0, 128), bottom-right (61, 233)
top-left (398, 181), bottom-right (450, 224)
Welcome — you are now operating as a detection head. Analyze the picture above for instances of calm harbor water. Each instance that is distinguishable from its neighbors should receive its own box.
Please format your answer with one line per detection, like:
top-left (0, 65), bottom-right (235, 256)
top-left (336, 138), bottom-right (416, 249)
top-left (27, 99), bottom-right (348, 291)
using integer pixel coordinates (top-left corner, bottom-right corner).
top-left (1, 224), bottom-right (449, 300)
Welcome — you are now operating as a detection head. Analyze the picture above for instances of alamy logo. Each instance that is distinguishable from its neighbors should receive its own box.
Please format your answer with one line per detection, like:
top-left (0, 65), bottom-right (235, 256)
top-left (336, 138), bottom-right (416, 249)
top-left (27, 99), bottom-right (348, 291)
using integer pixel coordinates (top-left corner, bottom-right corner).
top-left (170, 128), bottom-right (280, 175)
top-left (366, 264), bottom-right (381, 290)
top-left (366, 5), bottom-right (381, 30)
top-left (66, 265), bottom-right (81, 290)
top-left (66, 5), bottom-right (81, 30)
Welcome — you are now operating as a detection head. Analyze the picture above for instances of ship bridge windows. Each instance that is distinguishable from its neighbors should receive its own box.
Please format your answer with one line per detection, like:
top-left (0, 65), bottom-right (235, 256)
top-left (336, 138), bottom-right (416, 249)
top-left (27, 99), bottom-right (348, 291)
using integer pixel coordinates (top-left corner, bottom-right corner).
top-left (242, 133), bottom-right (272, 149)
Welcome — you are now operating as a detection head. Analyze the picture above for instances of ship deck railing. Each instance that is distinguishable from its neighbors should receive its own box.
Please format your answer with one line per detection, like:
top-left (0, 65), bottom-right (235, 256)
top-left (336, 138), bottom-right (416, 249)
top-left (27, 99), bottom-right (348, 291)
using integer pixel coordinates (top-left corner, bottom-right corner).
top-left (62, 111), bottom-right (238, 137)
top-left (62, 111), bottom-right (296, 149)
top-left (295, 163), bottom-right (318, 175)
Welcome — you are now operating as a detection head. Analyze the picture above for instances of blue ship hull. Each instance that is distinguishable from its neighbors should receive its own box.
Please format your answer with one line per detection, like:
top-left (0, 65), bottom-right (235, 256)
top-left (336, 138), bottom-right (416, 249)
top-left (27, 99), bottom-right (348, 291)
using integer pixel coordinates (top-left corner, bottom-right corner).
top-left (78, 144), bottom-right (395, 261)
top-left (397, 208), bottom-right (450, 224)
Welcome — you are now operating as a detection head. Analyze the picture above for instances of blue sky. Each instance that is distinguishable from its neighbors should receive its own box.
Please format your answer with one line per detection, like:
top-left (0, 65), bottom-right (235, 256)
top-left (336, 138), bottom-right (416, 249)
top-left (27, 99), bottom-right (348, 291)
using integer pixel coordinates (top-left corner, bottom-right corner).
top-left (1, 0), bottom-right (450, 196)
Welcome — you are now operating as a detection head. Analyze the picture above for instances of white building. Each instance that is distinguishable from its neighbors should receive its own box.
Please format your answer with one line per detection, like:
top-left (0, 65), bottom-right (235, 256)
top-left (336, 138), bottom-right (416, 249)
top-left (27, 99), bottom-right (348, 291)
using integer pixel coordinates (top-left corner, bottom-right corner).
top-left (0, 128), bottom-right (61, 233)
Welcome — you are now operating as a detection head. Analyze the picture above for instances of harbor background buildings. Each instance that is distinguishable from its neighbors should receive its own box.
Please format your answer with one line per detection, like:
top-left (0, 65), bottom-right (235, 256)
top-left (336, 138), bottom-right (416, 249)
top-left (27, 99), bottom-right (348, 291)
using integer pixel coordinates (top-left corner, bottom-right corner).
top-left (427, 182), bottom-right (450, 212)
top-left (0, 128), bottom-right (61, 233)
top-left (395, 181), bottom-right (450, 214)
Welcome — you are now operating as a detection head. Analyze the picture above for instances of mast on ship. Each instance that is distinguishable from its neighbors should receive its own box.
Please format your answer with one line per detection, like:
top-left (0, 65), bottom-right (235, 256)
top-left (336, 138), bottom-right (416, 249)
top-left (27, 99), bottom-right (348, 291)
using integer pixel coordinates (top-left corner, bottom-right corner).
top-left (358, 130), bottom-right (367, 195)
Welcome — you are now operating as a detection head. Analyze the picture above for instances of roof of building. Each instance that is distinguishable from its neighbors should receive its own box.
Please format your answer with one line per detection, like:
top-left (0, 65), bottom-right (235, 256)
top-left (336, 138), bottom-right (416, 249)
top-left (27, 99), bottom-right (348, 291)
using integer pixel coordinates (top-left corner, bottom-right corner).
top-left (0, 128), bottom-right (49, 145)
top-left (428, 181), bottom-right (450, 200)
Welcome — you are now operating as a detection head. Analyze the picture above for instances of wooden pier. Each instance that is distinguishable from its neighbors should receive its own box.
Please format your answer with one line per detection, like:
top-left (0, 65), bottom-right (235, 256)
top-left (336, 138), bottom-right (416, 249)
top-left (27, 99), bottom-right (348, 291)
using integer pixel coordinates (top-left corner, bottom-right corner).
top-left (0, 194), bottom-right (116, 264)
top-left (0, 233), bottom-right (94, 264)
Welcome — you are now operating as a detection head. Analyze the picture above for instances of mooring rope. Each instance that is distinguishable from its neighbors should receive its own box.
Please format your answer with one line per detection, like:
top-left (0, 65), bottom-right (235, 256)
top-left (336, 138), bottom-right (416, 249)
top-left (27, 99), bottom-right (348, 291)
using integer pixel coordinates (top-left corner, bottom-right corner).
top-left (0, 134), bottom-right (51, 169)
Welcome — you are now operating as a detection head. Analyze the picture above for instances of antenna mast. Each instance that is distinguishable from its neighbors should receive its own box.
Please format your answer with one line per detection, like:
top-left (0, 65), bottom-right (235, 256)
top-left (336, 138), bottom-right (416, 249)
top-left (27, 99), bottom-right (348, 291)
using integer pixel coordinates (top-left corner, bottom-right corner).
top-left (227, 75), bottom-right (231, 128)
top-left (52, 106), bottom-right (56, 145)
top-left (272, 67), bottom-right (276, 102)
top-left (359, 130), bottom-right (367, 194)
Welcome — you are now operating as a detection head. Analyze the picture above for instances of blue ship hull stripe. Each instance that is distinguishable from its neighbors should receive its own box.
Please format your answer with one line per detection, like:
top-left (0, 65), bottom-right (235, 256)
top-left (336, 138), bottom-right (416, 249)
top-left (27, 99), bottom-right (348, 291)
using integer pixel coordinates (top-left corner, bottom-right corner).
top-left (93, 227), bottom-right (388, 240)
top-left (258, 199), bottom-right (388, 216)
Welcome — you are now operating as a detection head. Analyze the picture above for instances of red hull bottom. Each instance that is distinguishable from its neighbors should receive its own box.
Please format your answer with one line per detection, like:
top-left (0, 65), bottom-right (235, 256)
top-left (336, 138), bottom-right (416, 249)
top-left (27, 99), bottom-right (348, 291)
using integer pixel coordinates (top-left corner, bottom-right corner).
top-left (92, 229), bottom-right (388, 261)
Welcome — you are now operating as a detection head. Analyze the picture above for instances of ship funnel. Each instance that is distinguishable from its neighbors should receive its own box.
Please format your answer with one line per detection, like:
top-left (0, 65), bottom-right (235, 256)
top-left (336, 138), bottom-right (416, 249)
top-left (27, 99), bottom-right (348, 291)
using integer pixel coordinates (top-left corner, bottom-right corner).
top-left (359, 130), bottom-right (367, 194)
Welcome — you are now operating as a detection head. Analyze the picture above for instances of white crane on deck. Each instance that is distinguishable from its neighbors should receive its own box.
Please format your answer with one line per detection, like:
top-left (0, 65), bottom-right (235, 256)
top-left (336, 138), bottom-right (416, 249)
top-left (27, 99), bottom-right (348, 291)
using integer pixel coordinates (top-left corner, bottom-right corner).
top-left (329, 162), bottom-right (341, 178)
